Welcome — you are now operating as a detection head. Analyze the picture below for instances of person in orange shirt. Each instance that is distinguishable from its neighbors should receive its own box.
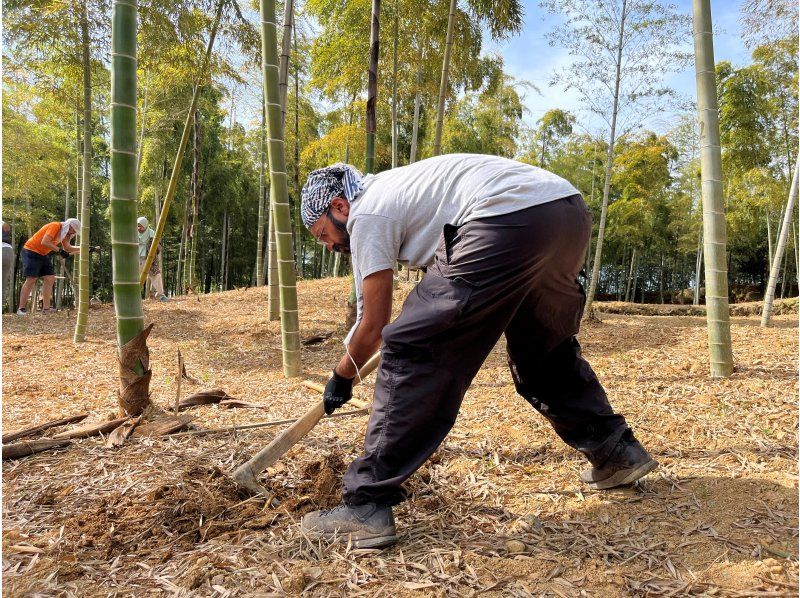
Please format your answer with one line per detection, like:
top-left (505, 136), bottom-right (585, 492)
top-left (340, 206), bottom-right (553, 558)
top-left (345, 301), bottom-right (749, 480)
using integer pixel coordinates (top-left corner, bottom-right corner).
top-left (17, 218), bottom-right (81, 315)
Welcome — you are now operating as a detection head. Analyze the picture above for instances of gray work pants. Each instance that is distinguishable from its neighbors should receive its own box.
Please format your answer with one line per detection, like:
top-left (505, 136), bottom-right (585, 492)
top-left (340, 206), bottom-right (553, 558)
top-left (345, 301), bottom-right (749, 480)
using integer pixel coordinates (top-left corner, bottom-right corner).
top-left (343, 195), bottom-right (629, 506)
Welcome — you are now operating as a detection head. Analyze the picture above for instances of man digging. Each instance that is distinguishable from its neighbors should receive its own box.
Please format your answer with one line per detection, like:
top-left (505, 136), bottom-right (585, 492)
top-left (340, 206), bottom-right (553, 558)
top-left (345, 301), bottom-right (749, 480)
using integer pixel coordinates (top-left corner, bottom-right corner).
top-left (299, 154), bottom-right (658, 548)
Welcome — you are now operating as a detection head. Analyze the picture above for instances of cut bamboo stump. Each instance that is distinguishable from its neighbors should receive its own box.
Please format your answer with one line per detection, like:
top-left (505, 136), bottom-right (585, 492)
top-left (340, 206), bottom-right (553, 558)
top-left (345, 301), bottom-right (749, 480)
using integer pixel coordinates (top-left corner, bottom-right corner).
top-left (2, 413), bottom-right (88, 444)
top-left (3, 439), bottom-right (72, 460)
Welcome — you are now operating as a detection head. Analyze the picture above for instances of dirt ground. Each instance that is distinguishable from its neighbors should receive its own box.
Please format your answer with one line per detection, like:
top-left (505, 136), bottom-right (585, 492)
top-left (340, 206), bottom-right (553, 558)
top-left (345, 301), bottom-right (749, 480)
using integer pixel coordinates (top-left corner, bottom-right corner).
top-left (2, 278), bottom-right (798, 596)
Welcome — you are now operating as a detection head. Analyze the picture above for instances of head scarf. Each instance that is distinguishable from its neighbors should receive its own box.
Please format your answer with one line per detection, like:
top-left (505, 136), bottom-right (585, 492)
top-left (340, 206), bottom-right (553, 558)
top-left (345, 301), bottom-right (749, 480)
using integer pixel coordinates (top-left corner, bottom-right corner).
top-left (60, 218), bottom-right (81, 242)
top-left (137, 216), bottom-right (149, 229)
top-left (300, 163), bottom-right (364, 229)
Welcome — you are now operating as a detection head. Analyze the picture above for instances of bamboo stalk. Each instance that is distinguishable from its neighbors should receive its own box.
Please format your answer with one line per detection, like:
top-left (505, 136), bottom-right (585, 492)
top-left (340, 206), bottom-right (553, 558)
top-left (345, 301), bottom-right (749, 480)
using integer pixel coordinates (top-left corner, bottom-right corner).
top-left (692, 0), bottom-right (734, 375)
top-left (433, 0), bottom-right (456, 156)
top-left (73, 2), bottom-right (93, 343)
top-left (261, 0), bottom-right (301, 377)
top-left (762, 164), bottom-right (798, 326)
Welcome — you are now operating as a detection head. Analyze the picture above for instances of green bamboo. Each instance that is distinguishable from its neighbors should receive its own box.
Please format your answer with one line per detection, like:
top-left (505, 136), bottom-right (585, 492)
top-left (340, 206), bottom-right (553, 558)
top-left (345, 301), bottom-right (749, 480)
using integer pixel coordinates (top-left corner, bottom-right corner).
top-left (365, 0), bottom-right (380, 172)
top-left (73, 4), bottom-right (93, 343)
top-left (762, 164), bottom-right (798, 326)
top-left (139, 0), bottom-right (224, 285)
top-left (432, 0), bottom-right (456, 156)
top-left (109, 0), bottom-right (145, 346)
top-left (261, 0), bottom-right (301, 376)
top-left (692, 0), bottom-right (734, 376)
top-left (256, 99), bottom-right (266, 286)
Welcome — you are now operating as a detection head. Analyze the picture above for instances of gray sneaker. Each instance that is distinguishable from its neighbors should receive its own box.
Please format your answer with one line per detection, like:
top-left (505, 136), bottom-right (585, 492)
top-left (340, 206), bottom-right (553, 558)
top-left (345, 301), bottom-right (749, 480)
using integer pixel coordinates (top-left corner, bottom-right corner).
top-left (301, 503), bottom-right (398, 548)
top-left (580, 430), bottom-right (658, 490)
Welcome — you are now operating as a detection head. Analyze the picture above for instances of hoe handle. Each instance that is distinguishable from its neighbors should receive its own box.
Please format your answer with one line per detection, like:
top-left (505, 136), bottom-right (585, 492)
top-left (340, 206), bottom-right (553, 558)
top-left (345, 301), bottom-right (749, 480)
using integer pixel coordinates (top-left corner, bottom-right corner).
top-left (233, 351), bottom-right (382, 495)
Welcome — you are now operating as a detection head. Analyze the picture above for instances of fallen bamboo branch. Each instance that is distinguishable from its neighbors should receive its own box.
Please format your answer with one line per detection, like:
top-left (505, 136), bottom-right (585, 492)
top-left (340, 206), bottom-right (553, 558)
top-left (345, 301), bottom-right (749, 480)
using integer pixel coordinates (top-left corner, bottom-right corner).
top-left (233, 351), bottom-right (381, 496)
top-left (52, 417), bottom-right (130, 440)
top-left (174, 349), bottom-right (183, 414)
top-left (132, 414), bottom-right (194, 437)
top-left (105, 416), bottom-right (142, 448)
top-left (169, 407), bottom-right (370, 438)
top-left (2, 413), bottom-right (88, 444)
top-left (3, 439), bottom-right (72, 460)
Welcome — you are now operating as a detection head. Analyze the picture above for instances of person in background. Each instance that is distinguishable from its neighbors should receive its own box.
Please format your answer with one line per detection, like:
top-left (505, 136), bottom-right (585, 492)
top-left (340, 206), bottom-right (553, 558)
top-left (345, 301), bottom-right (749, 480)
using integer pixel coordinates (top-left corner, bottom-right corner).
top-left (17, 218), bottom-right (80, 315)
top-left (2, 221), bottom-right (13, 310)
top-left (137, 216), bottom-right (168, 302)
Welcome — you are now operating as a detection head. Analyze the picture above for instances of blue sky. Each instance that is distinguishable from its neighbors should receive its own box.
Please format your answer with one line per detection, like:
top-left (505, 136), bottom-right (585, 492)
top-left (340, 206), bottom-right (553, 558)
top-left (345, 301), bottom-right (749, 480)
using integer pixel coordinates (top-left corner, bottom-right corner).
top-left (484, 0), bottom-right (753, 135)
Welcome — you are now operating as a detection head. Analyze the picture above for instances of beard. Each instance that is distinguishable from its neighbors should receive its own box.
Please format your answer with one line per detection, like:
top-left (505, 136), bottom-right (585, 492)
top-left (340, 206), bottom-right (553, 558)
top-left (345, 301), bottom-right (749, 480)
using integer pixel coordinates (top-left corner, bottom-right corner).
top-left (328, 212), bottom-right (351, 253)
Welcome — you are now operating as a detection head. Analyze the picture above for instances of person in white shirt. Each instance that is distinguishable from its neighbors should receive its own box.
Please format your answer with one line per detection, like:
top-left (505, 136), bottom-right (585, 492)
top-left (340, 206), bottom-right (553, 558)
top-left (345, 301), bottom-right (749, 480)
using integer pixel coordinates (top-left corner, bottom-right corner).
top-left (297, 154), bottom-right (657, 548)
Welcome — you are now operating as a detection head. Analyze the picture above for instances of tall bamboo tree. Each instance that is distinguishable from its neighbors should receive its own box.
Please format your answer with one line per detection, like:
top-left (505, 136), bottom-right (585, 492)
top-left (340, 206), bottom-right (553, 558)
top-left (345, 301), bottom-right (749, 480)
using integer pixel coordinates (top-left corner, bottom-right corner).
top-left (256, 100), bottom-right (267, 287)
top-left (762, 164), bottom-right (798, 326)
top-left (692, 0), bottom-right (734, 376)
top-left (110, 0), bottom-right (152, 415)
top-left (261, 0), bottom-right (301, 376)
top-left (73, 3), bottom-right (93, 342)
top-left (432, 0), bottom-right (456, 157)
top-left (365, 0), bottom-right (381, 173)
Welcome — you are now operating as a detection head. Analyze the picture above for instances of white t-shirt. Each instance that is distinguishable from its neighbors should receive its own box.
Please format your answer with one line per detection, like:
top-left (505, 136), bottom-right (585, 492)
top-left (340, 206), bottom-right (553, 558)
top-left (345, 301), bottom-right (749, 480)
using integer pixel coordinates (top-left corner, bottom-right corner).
top-left (345, 153), bottom-right (579, 343)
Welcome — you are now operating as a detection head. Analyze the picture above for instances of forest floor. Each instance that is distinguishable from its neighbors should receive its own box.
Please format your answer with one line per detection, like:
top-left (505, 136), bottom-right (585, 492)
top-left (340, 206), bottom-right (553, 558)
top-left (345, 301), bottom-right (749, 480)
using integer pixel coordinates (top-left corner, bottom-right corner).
top-left (2, 278), bottom-right (798, 597)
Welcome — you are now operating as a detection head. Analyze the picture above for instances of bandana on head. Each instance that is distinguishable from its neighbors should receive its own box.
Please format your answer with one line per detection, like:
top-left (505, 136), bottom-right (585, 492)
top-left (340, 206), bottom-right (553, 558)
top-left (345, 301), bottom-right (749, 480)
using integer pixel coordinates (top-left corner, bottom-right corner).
top-left (60, 218), bottom-right (81, 242)
top-left (301, 163), bottom-right (364, 229)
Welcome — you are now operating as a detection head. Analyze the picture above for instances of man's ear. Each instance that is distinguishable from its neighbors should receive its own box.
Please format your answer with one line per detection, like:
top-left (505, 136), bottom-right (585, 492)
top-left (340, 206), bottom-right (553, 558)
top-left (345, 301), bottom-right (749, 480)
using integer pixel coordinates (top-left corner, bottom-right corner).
top-left (330, 196), bottom-right (350, 217)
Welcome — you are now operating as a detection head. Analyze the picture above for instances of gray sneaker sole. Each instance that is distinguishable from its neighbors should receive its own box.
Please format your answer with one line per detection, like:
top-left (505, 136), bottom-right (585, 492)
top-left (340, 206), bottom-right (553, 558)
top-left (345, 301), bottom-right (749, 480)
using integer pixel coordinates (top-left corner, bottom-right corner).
top-left (352, 534), bottom-right (399, 549)
top-left (586, 459), bottom-right (659, 490)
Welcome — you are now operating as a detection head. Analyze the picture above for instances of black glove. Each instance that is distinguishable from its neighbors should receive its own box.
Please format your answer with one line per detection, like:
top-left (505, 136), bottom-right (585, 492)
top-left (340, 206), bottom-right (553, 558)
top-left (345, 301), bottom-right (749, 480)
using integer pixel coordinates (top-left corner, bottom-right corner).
top-left (58, 249), bottom-right (70, 259)
top-left (323, 369), bottom-right (354, 415)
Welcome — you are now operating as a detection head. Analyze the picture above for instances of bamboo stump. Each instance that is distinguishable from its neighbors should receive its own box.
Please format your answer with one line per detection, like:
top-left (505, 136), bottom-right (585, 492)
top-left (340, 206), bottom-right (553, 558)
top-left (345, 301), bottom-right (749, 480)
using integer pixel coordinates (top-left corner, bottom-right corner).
top-left (117, 324), bottom-right (154, 416)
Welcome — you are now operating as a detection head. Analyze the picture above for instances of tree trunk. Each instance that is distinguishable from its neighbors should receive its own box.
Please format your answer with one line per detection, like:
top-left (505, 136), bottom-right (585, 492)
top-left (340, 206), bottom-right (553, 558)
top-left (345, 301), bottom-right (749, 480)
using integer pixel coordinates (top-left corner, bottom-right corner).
top-left (692, 0), bottom-right (734, 375)
top-left (766, 209), bottom-right (774, 266)
top-left (659, 252), bottom-right (665, 304)
top-left (56, 178), bottom-right (70, 310)
top-left (110, 0), bottom-right (152, 416)
top-left (293, 21), bottom-right (301, 270)
top-left (583, 0), bottom-right (626, 320)
top-left (410, 52), bottom-right (423, 164)
top-left (365, 0), bottom-right (381, 173)
top-left (694, 234), bottom-right (703, 305)
top-left (391, 11), bottom-right (398, 168)
top-left (72, 108), bottom-right (82, 299)
top-left (625, 247), bottom-right (636, 302)
top-left (138, 0), bottom-right (223, 284)
top-left (333, 251), bottom-right (341, 277)
top-left (256, 100), bottom-right (266, 286)
top-left (221, 209), bottom-right (228, 290)
top-left (261, 0), bottom-right (301, 377)
top-left (762, 164), bottom-right (798, 325)
top-left (188, 113), bottom-right (200, 291)
top-left (278, 0), bottom-right (294, 128)
top-left (154, 188), bottom-right (163, 282)
top-left (433, 0), bottom-right (456, 156)
top-left (74, 3), bottom-right (93, 343)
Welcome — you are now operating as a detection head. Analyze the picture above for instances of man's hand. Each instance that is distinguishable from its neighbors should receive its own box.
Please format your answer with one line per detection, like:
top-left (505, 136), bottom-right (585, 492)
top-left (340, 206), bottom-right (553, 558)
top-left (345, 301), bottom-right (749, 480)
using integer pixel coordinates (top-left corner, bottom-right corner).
top-left (323, 369), bottom-right (354, 415)
top-left (58, 249), bottom-right (70, 259)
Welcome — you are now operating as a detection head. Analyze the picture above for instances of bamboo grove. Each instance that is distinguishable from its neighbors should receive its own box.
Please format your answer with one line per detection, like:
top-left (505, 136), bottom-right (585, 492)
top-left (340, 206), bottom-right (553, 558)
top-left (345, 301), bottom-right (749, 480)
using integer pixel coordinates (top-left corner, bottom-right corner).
top-left (3, 1), bottom-right (797, 333)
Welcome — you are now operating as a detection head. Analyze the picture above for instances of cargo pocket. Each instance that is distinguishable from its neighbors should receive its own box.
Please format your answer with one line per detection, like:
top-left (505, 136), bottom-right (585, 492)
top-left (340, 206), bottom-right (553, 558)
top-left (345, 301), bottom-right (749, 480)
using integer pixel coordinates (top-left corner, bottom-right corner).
top-left (382, 274), bottom-right (473, 359)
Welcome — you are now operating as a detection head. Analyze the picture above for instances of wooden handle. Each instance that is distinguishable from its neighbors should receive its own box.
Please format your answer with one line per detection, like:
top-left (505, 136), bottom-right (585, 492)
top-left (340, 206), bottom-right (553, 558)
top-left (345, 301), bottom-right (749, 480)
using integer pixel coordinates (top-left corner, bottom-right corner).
top-left (233, 351), bottom-right (382, 495)
top-left (237, 401), bottom-right (325, 474)
top-left (300, 350), bottom-right (382, 410)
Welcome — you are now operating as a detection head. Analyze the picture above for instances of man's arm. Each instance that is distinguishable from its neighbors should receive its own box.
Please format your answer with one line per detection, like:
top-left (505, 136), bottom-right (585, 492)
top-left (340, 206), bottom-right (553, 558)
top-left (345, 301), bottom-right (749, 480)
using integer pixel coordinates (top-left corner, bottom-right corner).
top-left (40, 234), bottom-right (62, 254)
top-left (335, 268), bottom-right (393, 378)
top-left (60, 234), bottom-right (79, 254)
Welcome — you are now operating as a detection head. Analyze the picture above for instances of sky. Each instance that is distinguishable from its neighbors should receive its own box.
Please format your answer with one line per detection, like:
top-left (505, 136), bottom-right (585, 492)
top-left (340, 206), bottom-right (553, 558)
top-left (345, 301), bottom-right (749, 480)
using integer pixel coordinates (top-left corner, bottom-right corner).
top-left (228, 1), bottom-right (756, 140)
top-left (488, 0), bottom-right (753, 136)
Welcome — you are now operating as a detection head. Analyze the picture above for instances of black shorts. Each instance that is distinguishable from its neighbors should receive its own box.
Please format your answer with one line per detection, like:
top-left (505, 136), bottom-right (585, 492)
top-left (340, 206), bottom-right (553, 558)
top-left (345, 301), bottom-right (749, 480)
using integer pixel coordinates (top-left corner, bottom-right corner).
top-left (22, 248), bottom-right (55, 278)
